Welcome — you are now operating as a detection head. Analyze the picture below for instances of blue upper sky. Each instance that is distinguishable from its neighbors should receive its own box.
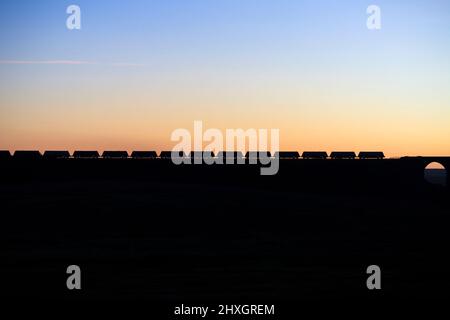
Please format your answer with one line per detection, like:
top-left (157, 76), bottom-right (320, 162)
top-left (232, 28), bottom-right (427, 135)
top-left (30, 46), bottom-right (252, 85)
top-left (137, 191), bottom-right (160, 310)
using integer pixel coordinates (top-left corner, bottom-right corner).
top-left (1, 0), bottom-right (449, 68)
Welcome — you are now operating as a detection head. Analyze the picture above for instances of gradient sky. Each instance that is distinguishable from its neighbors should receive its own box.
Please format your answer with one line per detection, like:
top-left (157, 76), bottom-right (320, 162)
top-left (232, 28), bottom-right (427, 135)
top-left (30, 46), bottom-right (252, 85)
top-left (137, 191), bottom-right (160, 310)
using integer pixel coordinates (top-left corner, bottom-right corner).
top-left (1, 0), bottom-right (450, 156)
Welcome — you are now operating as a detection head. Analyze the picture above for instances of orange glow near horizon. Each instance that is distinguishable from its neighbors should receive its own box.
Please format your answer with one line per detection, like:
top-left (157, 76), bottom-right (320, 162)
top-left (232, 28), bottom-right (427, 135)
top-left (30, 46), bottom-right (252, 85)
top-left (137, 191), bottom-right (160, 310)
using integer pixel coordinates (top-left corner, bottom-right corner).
top-left (2, 65), bottom-right (449, 157)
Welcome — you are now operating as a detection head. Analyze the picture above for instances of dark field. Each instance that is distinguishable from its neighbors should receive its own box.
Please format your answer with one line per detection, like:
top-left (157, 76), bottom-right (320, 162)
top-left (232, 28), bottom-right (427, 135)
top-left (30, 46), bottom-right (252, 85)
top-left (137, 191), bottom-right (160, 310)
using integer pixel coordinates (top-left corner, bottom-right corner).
top-left (1, 159), bottom-right (449, 305)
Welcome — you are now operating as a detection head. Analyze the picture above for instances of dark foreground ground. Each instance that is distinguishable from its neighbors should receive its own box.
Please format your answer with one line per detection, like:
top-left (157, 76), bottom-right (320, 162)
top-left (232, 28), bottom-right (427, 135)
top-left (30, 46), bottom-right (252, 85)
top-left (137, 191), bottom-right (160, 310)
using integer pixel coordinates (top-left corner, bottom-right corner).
top-left (0, 159), bottom-right (449, 314)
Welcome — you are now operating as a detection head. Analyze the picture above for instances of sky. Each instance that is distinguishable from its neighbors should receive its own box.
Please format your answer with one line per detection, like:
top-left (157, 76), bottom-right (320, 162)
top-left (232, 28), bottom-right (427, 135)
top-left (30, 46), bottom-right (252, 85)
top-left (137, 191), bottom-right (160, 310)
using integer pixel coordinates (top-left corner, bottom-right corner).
top-left (1, 0), bottom-right (450, 156)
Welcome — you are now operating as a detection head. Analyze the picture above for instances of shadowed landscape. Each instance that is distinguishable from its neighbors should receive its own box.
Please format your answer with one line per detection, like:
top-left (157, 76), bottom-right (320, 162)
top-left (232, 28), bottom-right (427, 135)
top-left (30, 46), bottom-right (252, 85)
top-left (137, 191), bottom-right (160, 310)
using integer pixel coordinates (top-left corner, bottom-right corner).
top-left (1, 154), bottom-right (449, 302)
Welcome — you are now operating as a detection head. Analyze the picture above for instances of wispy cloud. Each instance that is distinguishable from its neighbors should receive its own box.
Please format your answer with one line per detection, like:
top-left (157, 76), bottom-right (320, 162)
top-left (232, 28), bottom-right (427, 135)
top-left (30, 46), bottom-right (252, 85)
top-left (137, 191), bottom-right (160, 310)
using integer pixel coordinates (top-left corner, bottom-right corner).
top-left (0, 60), bottom-right (145, 67)
top-left (0, 60), bottom-right (93, 65)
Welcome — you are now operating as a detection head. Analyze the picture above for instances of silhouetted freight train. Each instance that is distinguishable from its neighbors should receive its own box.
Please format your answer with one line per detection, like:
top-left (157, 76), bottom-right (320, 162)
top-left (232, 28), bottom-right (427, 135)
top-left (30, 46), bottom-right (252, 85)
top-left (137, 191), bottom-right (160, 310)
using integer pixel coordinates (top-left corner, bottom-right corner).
top-left (0, 150), bottom-right (448, 192)
top-left (1, 150), bottom-right (388, 160)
